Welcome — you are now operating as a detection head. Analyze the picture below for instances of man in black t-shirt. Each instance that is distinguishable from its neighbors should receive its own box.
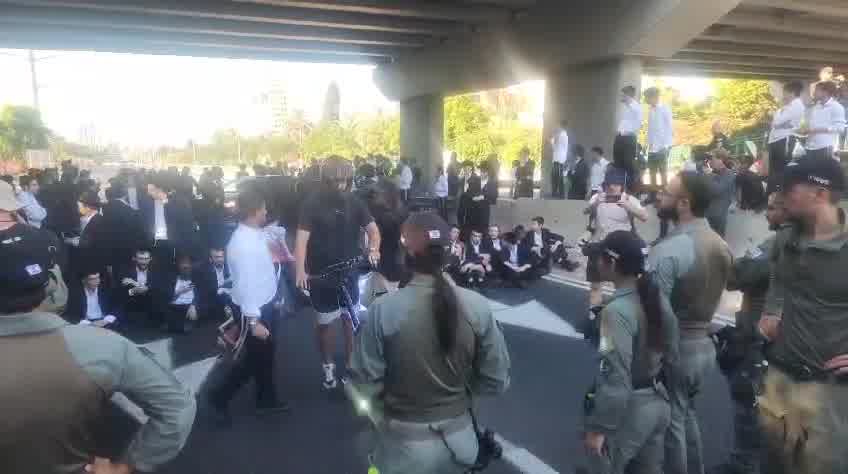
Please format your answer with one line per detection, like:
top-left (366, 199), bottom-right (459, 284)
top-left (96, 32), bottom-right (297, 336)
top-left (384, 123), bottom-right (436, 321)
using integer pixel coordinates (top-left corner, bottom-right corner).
top-left (295, 156), bottom-right (381, 390)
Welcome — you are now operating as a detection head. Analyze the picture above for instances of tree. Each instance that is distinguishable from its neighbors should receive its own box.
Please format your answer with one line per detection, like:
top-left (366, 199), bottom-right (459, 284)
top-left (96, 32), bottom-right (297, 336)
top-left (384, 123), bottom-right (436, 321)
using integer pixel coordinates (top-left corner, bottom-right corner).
top-left (0, 105), bottom-right (50, 161)
top-left (302, 120), bottom-right (361, 160)
top-left (444, 95), bottom-right (490, 153)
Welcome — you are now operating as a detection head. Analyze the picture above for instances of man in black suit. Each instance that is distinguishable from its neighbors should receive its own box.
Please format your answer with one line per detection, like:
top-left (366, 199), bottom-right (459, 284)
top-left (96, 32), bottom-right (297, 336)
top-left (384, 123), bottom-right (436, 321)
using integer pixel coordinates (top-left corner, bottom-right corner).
top-left (65, 191), bottom-right (108, 282)
top-left (64, 270), bottom-right (119, 329)
top-left (141, 174), bottom-right (197, 268)
top-left (101, 181), bottom-right (147, 271)
top-left (522, 216), bottom-right (565, 277)
top-left (459, 230), bottom-right (491, 288)
top-left (500, 231), bottom-right (534, 288)
top-left (151, 254), bottom-right (203, 333)
top-left (114, 249), bottom-right (155, 325)
top-left (197, 247), bottom-right (232, 322)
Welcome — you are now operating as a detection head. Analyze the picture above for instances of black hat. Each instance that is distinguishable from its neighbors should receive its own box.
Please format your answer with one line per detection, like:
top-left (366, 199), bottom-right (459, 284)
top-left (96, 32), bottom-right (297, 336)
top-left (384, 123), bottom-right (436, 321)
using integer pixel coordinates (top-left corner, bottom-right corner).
top-left (594, 230), bottom-right (648, 275)
top-left (0, 226), bottom-right (53, 297)
top-left (783, 155), bottom-right (845, 192)
top-left (402, 212), bottom-right (451, 255)
top-left (78, 190), bottom-right (102, 209)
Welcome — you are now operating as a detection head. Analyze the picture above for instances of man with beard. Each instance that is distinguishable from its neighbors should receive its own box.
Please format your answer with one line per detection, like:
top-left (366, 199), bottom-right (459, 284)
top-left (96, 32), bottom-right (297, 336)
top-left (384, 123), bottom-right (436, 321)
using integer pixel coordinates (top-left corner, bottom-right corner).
top-left (648, 171), bottom-right (732, 474)
top-left (710, 192), bottom-right (787, 474)
top-left (757, 156), bottom-right (848, 474)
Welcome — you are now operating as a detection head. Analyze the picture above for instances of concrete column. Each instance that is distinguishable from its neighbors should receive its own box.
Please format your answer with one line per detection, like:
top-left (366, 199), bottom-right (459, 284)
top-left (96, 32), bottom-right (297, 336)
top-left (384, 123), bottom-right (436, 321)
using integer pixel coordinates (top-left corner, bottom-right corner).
top-left (542, 57), bottom-right (643, 197)
top-left (401, 93), bottom-right (444, 188)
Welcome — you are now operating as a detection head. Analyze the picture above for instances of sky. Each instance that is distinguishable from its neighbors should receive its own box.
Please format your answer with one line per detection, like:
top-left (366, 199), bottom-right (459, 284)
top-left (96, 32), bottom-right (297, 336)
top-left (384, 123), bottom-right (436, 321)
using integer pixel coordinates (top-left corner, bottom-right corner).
top-left (1, 49), bottom-right (713, 149)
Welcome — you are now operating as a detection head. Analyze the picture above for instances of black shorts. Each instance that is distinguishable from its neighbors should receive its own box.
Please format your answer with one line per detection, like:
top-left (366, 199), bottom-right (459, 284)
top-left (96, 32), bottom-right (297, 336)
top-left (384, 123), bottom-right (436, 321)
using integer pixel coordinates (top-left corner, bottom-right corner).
top-left (586, 253), bottom-right (602, 283)
top-left (308, 272), bottom-right (360, 317)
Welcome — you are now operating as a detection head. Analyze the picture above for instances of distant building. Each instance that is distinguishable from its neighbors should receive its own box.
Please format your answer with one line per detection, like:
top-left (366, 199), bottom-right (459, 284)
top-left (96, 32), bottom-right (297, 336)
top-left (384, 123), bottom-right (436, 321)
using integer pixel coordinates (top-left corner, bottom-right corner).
top-left (78, 122), bottom-right (98, 149)
top-left (269, 80), bottom-right (289, 134)
top-left (322, 81), bottom-right (340, 122)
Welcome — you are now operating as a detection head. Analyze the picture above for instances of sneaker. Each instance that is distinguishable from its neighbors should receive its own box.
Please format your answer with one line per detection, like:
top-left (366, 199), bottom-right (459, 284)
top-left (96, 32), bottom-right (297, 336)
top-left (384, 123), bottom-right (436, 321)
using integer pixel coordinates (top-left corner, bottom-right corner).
top-left (323, 363), bottom-right (338, 390)
top-left (255, 400), bottom-right (292, 416)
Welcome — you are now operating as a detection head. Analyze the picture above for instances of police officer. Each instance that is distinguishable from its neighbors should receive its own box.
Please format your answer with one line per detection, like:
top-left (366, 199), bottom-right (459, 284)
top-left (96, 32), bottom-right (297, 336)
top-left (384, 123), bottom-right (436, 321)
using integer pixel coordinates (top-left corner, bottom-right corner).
top-left (0, 214), bottom-right (197, 474)
top-left (758, 156), bottom-right (848, 474)
top-left (711, 192), bottom-right (786, 474)
top-left (350, 212), bottom-right (510, 474)
top-left (581, 231), bottom-right (677, 474)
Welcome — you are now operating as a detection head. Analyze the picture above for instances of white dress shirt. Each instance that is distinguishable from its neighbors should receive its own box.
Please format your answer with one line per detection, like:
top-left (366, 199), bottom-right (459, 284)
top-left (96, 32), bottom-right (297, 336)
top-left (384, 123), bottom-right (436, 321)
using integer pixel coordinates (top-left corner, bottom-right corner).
top-left (471, 242), bottom-right (481, 255)
top-left (136, 268), bottom-right (148, 287)
top-left (227, 223), bottom-right (277, 319)
top-left (533, 231), bottom-right (543, 248)
top-left (153, 200), bottom-right (168, 240)
top-left (509, 246), bottom-right (519, 265)
top-left (215, 267), bottom-right (225, 288)
top-left (80, 212), bottom-right (96, 235)
top-left (552, 128), bottom-right (569, 164)
top-left (492, 239), bottom-right (502, 252)
top-left (85, 288), bottom-right (104, 320)
top-left (399, 165), bottom-right (413, 191)
top-left (16, 191), bottom-right (47, 228)
top-left (647, 103), bottom-right (674, 152)
top-left (589, 158), bottom-right (610, 192)
top-left (617, 98), bottom-right (643, 136)
top-left (173, 278), bottom-right (195, 305)
top-left (433, 174), bottom-right (449, 198)
top-left (769, 97), bottom-right (805, 144)
top-left (127, 186), bottom-right (139, 210)
top-left (805, 98), bottom-right (847, 151)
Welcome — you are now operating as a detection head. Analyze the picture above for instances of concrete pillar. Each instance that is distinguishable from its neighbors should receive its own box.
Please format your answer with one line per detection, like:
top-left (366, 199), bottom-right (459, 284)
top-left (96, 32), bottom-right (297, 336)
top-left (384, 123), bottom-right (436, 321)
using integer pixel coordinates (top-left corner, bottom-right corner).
top-left (542, 57), bottom-right (643, 197)
top-left (401, 93), bottom-right (444, 188)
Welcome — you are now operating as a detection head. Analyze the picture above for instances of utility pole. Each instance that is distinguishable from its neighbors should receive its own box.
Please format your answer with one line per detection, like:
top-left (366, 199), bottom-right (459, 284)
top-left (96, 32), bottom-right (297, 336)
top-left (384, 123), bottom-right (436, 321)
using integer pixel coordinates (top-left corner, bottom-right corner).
top-left (236, 133), bottom-right (242, 163)
top-left (28, 50), bottom-right (40, 112)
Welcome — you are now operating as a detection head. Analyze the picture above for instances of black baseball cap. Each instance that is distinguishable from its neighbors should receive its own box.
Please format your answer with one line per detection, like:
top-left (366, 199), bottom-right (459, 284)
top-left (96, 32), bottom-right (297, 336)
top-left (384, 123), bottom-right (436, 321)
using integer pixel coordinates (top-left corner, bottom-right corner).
top-left (594, 230), bottom-right (648, 275)
top-left (0, 225), bottom-right (53, 297)
top-left (402, 212), bottom-right (451, 255)
top-left (783, 155), bottom-right (846, 193)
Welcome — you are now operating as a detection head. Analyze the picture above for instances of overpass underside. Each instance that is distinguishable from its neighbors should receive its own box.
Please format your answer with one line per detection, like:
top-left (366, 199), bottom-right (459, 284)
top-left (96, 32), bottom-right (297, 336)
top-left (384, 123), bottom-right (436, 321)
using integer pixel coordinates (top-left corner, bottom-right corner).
top-left (2, 0), bottom-right (846, 195)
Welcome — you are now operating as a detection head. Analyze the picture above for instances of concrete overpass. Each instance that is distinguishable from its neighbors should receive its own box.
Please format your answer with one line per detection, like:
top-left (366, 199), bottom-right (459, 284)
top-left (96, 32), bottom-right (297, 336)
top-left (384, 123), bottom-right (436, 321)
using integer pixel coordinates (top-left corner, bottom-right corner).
top-left (1, 0), bottom-right (846, 190)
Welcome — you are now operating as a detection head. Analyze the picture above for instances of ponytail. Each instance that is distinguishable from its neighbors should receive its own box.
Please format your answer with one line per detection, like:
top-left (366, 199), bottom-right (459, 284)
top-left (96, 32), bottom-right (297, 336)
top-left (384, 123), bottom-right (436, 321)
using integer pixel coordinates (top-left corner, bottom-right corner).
top-left (636, 272), bottom-right (665, 353)
top-left (412, 244), bottom-right (460, 354)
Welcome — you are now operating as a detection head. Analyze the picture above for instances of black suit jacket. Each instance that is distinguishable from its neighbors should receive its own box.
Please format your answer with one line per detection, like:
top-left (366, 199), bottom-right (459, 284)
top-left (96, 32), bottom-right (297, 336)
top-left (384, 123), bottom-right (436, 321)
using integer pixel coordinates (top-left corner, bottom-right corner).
top-left (499, 244), bottom-right (531, 267)
top-left (140, 195), bottom-right (196, 250)
top-left (150, 269), bottom-right (206, 312)
top-left (196, 262), bottom-right (231, 307)
top-left (482, 179), bottom-right (498, 205)
top-left (522, 229), bottom-right (564, 256)
top-left (464, 240), bottom-right (486, 264)
top-left (113, 264), bottom-right (154, 306)
top-left (64, 286), bottom-right (118, 324)
top-left (100, 200), bottom-right (147, 267)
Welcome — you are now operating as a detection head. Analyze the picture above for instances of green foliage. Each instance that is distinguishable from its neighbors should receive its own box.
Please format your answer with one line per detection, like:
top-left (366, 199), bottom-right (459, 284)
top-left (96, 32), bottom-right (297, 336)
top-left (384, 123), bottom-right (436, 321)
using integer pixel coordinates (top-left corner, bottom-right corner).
top-left (302, 120), bottom-right (362, 160)
top-left (0, 105), bottom-right (50, 161)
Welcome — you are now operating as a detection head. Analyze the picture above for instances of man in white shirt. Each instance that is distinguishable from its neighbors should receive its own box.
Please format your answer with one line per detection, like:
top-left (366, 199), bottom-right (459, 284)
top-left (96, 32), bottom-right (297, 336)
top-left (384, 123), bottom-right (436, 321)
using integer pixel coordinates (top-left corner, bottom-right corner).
top-left (70, 271), bottom-right (117, 329)
top-left (614, 85), bottom-right (643, 193)
top-left (210, 188), bottom-right (288, 424)
top-left (588, 146), bottom-right (610, 196)
top-left (802, 81), bottom-right (847, 160)
top-left (644, 87), bottom-right (674, 188)
top-left (16, 175), bottom-right (47, 229)
top-left (551, 120), bottom-right (569, 199)
top-left (398, 158), bottom-right (413, 202)
top-left (767, 81), bottom-right (806, 194)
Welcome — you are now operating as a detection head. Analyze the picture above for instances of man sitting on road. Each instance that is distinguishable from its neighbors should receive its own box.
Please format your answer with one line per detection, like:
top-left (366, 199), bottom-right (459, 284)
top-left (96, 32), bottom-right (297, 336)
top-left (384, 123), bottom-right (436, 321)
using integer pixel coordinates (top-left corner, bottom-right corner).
top-left (500, 231), bottom-right (534, 288)
top-left (459, 229), bottom-right (491, 288)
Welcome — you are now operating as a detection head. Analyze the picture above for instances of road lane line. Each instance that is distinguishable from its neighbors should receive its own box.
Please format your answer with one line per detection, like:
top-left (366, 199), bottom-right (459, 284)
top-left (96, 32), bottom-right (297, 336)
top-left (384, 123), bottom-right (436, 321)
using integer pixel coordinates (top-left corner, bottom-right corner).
top-left (496, 435), bottom-right (560, 474)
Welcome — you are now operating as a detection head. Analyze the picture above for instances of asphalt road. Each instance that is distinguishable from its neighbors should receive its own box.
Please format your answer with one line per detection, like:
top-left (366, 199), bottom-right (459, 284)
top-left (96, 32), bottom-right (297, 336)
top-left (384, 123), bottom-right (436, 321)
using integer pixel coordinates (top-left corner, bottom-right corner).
top-left (117, 278), bottom-right (734, 474)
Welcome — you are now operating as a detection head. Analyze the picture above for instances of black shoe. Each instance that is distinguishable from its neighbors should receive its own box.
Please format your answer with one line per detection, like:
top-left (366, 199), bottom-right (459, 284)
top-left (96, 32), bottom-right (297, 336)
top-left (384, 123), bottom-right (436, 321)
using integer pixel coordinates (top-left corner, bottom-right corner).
top-left (255, 400), bottom-right (291, 416)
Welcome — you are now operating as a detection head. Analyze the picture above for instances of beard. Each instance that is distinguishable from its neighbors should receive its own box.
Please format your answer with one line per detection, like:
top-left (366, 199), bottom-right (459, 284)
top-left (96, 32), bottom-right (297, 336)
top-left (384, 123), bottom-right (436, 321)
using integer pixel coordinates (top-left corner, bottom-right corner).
top-left (656, 206), bottom-right (679, 222)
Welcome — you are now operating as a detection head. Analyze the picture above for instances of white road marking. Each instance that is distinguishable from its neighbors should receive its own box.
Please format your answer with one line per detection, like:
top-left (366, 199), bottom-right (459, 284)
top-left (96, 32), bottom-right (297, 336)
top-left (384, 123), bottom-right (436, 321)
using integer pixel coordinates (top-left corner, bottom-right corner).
top-left (497, 435), bottom-right (560, 474)
top-left (491, 299), bottom-right (582, 339)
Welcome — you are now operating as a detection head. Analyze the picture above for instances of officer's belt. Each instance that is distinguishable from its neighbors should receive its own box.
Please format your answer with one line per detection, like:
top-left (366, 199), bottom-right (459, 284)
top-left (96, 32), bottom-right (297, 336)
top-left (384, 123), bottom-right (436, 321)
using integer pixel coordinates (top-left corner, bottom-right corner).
top-left (769, 355), bottom-right (848, 385)
top-left (382, 414), bottom-right (471, 441)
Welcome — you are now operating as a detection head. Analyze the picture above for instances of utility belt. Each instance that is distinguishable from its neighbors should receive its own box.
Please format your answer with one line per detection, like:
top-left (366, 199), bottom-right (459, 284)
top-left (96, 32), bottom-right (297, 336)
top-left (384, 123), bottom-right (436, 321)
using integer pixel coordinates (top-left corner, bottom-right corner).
top-left (382, 413), bottom-right (472, 441)
top-left (768, 356), bottom-right (848, 385)
top-left (584, 376), bottom-right (666, 415)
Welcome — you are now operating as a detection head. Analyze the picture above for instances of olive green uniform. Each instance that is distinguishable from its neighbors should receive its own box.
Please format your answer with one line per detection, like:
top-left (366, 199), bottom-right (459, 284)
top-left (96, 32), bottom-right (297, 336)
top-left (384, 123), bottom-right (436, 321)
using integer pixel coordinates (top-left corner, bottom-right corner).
top-left (758, 225), bottom-right (848, 474)
top-left (583, 286), bottom-right (678, 474)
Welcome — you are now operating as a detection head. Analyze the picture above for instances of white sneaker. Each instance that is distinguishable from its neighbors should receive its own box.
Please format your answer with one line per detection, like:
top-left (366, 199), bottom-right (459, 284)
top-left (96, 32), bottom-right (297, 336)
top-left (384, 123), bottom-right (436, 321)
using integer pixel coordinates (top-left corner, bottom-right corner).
top-left (322, 363), bottom-right (337, 389)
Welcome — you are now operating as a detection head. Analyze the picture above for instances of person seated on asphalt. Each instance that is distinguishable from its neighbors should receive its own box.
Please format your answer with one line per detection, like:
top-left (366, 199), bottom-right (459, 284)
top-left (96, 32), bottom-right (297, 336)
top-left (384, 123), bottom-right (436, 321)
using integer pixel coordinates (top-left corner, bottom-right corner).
top-left (196, 247), bottom-right (232, 322)
top-left (65, 269), bottom-right (120, 330)
top-left (152, 253), bottom-right (203, 333)
top-left (500, 231), bottom-right (534, 288)
top-left (523, 216), bottom-right (576, 275)
top-left (580, 230), bottom-right (677, 474)
top-left (115, 248), bottom-right (155, 326)
top-left (445, 225), bottom-right (465, 280)
top-left (459, 229), bottom-right (491, 288)
top-left (350, 212), bottom-right (510, 474)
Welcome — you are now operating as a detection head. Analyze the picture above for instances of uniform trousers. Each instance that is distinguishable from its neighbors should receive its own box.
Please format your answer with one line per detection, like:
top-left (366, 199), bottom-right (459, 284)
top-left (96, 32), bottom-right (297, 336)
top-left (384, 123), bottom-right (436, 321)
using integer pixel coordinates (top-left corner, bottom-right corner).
top-left (374, 414), bottom-right (477, 474)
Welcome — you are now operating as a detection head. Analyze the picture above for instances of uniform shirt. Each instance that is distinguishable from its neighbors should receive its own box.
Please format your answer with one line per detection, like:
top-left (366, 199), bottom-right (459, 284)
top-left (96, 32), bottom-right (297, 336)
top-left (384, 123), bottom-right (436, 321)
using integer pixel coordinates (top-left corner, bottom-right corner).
top-left (584, 286), bottom-right (678, 435)
top-left (16, 191), bottom-right (47, 228)
top-left (0, 312), bottom-right (196, 473)
top-left (727, 234), bottom-right (775, 336)
top-left (646, 103), bottom-right (674, 152)
top-left (805, 97), bottom-right (847, 151)
top-left (589, 158), bottom-right (610, 192)
top-left (228, 223), bottom-right (277, 319)
top-left (765, 224), bottom-right (848, 370)
top-left (85, 287), bottom-right (104, 320)
top-left (589, 193), bottom-right (644, 242)
top-left (647, 218), bottom-right (732, 334)
top-left (172, 278), bottom-right (194, 305)
top-left (350, 274), bottom-right (510, 423)
top-left (617, 98), bottom-right (643, 136)
top-left (768, 97), bottom-right (805, 144)
top-left (706, 169), bottom-right (736, 220)
top-left (153, 200), bottom-right (168, 240)
top-left (553, 128), bottom-right (569, 164)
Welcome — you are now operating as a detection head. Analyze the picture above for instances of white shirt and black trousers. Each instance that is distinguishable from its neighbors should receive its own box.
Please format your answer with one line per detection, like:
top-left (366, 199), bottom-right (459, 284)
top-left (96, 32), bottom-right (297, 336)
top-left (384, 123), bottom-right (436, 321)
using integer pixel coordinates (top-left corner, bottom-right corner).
top-left (805, 97), bottom-right (847, 160)
top-left (552, 128), bottom-right (569, 199)
top-left (647, 103), bottom-right (674, 188)
top-left (768, 98), bottom-right (805, 194)
top-left (211, 223), bottom-right (281, 411)
top-left (615, 99), bottom-right (643, 193)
